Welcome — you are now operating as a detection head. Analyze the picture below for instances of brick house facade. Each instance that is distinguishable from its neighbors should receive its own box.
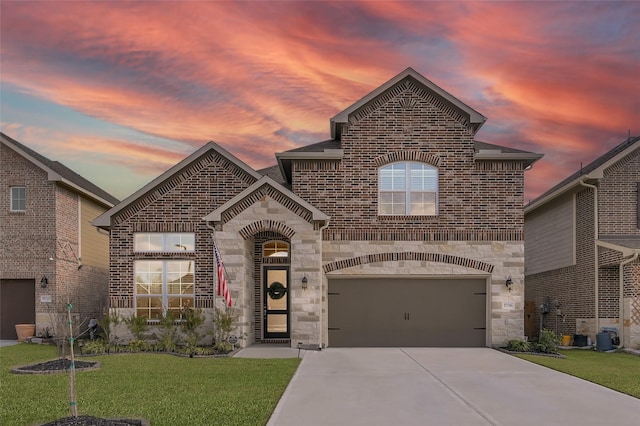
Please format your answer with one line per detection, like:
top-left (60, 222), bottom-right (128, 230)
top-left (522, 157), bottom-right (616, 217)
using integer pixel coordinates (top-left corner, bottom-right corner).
top-left (95, 68), bottom-right (542, 348)
top-left (525, 136), bottom-right (640, 348)
top-left (0, 133), bottom-right (118, 339)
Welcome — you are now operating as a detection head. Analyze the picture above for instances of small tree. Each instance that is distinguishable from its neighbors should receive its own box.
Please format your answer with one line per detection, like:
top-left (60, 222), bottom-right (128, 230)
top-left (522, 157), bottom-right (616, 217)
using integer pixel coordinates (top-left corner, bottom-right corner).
top-left (212, 307), bottom-right (238, 353)
top-left (181, 307), bottom-right (205, 355)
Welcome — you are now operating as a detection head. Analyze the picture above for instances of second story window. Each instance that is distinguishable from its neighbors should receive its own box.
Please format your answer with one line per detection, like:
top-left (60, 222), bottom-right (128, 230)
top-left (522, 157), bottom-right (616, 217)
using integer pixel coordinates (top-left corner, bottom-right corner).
top-left (134, 233), bottom-right (195, 252)
top-left (10, 186), bottom-right (26, 212)
top-left (379, 162), bottom-right (438, 216)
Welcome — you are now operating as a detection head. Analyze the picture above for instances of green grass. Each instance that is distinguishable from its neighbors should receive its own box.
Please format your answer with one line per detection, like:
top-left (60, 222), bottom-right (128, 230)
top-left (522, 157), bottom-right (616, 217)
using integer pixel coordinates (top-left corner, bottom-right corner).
top-left (517, 349), bottom-right (640, 399)
top-left (1, 343), bottom-right (300, 426)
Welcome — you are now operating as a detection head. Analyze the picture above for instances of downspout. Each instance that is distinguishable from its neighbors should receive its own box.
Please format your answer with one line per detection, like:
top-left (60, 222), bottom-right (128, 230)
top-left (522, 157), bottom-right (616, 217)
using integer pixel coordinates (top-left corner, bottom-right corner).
top-left (618, 251), bottom-right (639, 348)
top-left (318, 219), bottom-right (331, 348)
top-left (579, 178), bottom-right (599, 338)
top-left (205, 222), bottom-right (218, 339)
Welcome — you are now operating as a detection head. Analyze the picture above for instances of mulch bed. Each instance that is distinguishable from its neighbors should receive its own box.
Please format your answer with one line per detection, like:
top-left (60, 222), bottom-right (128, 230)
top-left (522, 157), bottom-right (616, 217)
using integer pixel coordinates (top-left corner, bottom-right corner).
top-left (12, 358), bottom-right (100, 374)
top-left (40, 415), bottom-right (148, 426)
top-left (496, 347), bottom-right (565, 358)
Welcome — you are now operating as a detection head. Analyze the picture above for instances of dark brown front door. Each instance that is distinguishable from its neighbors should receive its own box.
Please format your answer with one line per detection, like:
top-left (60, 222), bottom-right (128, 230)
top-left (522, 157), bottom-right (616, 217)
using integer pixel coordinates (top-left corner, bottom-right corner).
top-left (0, 279), bottom-right (36, 339)
top-left (264, 267), bottom-right (289, 339)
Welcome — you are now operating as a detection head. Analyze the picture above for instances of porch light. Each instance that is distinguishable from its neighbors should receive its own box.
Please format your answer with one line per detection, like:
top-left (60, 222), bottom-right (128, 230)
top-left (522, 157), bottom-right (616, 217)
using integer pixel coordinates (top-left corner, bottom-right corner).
top-left (40, 276), bottom-right (48, 288)
top-left (505, 277), bottom-right (513, 291)
top-left (301, 276), bottom-right (308, 290)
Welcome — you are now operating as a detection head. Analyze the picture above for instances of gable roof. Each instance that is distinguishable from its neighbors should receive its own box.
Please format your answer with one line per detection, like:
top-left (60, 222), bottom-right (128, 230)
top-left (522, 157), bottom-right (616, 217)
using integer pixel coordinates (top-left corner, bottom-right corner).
top-left (330, 67), bottom-right (487, 139)
top-left (525, 135), bottom-right (640, 214)
top-left (203, 175), bottom-right (329, 225)
top-left (93, 141), bottom-right (262, 229)
top-left (1, 132), bottom-right (119, 207)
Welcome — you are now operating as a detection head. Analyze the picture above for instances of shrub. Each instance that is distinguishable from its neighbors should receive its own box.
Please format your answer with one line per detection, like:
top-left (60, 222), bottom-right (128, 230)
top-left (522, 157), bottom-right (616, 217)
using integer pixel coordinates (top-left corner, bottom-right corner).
top-left (127, 339), bottom-right (151, 352)
top-left (81, 339), bottom-right (107, 355)
top-left (180, 307), bottom-right (206, 354)
top-left (157, 310), bottom-right (178, 352)
top-left (99, 309), bottom-right (121, 348)
top-left (212, 307), bottom-right (238, 353)
top-left (506, 339), bottom-right (532, 352)
top-left (535, 328), bottom-right (561, 354)
top-left (124, 314), bottom-right (149, 341)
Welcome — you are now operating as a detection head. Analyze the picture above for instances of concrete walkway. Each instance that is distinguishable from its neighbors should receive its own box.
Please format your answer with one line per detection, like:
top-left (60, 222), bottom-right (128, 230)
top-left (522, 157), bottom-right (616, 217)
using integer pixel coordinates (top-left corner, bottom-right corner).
top-left (267, 348), bottom-right (640, 426)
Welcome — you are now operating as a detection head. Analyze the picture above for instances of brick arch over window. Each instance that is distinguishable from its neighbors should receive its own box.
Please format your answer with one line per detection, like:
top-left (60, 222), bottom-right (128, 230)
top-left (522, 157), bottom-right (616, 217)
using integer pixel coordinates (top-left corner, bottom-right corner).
top-left (239, 220), bottom-right (296, 240)
top-left (374, 151), bottom-right (441, 167)
top-left (323, 252), bottom-right (494, 273)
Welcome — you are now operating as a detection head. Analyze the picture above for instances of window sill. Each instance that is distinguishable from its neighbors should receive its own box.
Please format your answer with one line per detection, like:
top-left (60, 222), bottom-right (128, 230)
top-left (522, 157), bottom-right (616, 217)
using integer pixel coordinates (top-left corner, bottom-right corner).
top-left (378, 215), bottom-right (439, 221)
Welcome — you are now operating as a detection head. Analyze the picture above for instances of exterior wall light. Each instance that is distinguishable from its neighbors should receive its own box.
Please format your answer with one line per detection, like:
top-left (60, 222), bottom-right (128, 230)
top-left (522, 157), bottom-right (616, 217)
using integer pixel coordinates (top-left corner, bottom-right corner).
top-left (505, 277), bottom-right (513, 291)
top-left (301, 276), bottom-right (308, 290)
top-left (40, 276), bottom-right (48, 288)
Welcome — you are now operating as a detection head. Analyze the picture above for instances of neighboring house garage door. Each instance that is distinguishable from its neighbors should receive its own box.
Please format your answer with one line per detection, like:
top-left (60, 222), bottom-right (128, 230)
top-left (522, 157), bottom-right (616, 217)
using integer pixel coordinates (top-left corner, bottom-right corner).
top-left (0, 279), bottom-right (36, 340)
top-left (328, 278), bottom-right (486, 347)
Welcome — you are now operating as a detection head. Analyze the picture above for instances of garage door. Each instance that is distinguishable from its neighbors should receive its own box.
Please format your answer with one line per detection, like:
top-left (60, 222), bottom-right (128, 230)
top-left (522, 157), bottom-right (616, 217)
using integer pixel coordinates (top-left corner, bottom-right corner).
top-left (0, 279), bottom-right (36, 340)
top-left (328, 278), bottom-right (486, 347)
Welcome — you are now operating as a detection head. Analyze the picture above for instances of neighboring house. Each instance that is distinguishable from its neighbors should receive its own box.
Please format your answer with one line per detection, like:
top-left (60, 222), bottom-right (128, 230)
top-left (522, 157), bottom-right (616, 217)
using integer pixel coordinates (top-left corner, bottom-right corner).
top-left (0, 133), bottom-right (119, 340)
top-left (525, 136), bottom-right (640, 348)
top-left (94, 68), bottom-right (542, 348)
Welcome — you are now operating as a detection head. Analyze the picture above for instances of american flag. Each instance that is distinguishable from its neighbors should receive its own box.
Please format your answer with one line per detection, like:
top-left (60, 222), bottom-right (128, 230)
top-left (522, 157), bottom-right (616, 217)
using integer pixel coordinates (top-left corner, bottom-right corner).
top-left (213, 240), bottom-right (232, 307)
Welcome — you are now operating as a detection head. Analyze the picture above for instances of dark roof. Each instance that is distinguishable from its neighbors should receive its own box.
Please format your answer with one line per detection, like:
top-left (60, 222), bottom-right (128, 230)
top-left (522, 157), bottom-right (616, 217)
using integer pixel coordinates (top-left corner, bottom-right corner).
top-left (283, 139), bottom-right (341, 153)
top-left (473, 140), bottom-right (534, 154)
top-left (531, 135), bottom-right (640, 205)
top-left (284, 139), bottom-right (532, 155)
top-left (257, 164), bottom-right (289, 187)
top-left (1, 132), bottom-right (119, 206)
top-left (600, 236), bottom-right (640, 250)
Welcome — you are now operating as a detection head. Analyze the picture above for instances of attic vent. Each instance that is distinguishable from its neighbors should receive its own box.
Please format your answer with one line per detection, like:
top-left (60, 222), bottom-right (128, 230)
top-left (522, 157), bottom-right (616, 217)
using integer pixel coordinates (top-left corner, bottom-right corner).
top-left (397, 96), bottom-right (418, 111)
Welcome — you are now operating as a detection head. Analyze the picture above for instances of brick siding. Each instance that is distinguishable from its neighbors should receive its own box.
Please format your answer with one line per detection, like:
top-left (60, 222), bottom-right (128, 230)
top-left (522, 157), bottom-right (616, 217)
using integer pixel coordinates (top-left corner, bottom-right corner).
top-left (1, 143), bottom-right (109, 334)
top-left (291, 83), bottom-right (525, 241)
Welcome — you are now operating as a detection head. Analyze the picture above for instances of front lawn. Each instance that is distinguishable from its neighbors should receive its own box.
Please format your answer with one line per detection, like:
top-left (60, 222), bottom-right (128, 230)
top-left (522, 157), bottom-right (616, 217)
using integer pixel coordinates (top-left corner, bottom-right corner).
top-left (517, 349), bottom-right (640, 399)
top-left (0, 343), bottom-right (300, 426)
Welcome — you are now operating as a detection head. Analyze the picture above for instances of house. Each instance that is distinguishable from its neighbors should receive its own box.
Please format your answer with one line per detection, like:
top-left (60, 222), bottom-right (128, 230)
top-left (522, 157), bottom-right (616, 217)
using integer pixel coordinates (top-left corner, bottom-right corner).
top-left (94, 68), bottom-right (542, 348)
top-left (0, 133), bottom-right (119, 340)
top-left (525, 136), bottom-right (640, 348)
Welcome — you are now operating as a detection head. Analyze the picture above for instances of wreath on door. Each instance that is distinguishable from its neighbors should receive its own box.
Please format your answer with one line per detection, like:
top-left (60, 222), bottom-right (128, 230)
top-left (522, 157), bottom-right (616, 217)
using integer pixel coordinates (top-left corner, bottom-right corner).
top-left (267, 282), bottom-right (287, 299)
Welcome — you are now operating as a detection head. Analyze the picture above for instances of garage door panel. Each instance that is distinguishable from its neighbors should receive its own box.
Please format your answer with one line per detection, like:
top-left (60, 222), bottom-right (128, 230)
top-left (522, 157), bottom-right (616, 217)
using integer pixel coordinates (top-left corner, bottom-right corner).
top-left (329, 278), bottom-right (486, 347)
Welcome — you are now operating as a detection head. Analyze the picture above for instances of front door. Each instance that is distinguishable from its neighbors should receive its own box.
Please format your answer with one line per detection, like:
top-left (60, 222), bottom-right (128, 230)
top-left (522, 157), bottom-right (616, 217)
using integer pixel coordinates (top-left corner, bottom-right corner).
top-left (264, 267), bottom-right (289, 339)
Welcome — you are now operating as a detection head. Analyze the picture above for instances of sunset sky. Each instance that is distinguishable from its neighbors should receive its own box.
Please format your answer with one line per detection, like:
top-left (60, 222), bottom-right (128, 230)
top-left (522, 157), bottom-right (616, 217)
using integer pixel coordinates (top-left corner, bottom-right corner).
top-left (1, 1), bottom-right (638, 202)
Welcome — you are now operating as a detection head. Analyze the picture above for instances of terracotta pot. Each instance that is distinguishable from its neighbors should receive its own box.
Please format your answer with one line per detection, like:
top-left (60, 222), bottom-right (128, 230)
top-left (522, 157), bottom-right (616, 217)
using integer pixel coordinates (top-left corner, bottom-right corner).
top-left (15, 324), bottom-right (36, 342)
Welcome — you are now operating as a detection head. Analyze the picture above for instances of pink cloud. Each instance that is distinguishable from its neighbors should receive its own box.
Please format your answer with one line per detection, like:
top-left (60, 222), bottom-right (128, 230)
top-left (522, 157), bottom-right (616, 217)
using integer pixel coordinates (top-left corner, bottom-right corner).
top-left (2, 1), bottom-right (638, 202)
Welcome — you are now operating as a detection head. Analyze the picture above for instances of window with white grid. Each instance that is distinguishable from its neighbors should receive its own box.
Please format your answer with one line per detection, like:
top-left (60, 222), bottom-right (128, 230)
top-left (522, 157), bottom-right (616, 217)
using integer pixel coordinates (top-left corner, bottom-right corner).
top-left (379, 162), bottom-right (438, 215)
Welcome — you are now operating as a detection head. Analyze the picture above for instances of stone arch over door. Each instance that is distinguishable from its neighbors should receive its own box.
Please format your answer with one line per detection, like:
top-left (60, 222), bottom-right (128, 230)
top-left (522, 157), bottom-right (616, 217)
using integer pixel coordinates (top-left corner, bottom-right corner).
top-left (323, 251), bottom-right (495, 273)
top-left (239, 220), bottom-right (295, 240)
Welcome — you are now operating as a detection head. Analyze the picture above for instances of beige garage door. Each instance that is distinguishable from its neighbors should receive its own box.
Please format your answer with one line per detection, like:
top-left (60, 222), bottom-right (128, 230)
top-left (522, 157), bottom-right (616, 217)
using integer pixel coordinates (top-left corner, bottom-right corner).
top-left (328, 278), bottom-right (486, 347)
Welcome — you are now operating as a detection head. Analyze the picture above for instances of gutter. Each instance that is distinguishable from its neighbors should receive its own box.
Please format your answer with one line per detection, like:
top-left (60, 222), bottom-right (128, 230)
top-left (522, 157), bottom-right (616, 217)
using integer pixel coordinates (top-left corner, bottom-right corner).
top-left (579, 177), bottom-right (599, 337)
top-left (618, 252), bottom-right (639, 348)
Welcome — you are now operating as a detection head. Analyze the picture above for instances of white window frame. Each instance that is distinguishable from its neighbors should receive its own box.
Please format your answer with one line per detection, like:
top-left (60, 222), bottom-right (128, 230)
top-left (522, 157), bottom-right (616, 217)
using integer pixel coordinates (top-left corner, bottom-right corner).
top-left (10, 186), bottom-right (26, 212)
top-left (378, 162), bottom-right (438, 216)
top-left (134, 233), bottom-right (195, 252)
top-left (134, 260), bottom-right (195, 320)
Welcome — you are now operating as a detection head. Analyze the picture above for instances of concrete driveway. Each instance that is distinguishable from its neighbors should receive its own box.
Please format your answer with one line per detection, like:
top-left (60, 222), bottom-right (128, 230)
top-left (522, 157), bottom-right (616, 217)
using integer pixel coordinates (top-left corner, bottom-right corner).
top-left (267, 348), bottom-right (640, 426)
